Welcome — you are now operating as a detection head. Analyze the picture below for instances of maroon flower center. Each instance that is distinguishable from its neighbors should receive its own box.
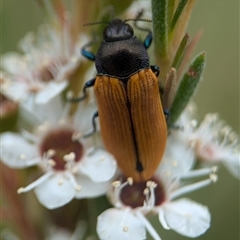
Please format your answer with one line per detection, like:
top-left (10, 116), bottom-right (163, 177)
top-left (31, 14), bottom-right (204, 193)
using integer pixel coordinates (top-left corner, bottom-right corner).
top-left (35, 58), bottom-right (67, 82)
top-left (39, 128), bottom-right (83, 170)
top-left (39, 65), bottom-right (55, 82)
top-left (0, 94), bottom-right (18, 117)
top-left (120, 176), bottom-right (165, 208)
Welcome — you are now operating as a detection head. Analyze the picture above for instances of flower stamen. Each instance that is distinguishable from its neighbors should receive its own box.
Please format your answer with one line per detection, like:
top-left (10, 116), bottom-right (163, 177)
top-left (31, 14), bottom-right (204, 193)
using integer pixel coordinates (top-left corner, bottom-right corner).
top-left (181, 166), bottom-right (218, 179)
top-left (169, 173), bottom-right (218, 200)
top-left (63, 152), bottom-right (76, 170)
top-left (65, 172), bottom-right (82, 192)
top-left (111, 178), bottom-right (133, 208)
top-left (17, 171), bottom-right (53, 194)
top-left (47, 159), bottom-right (56, 167)
top-left (144, 181), bottom-right (157, 207)
top-left (135, 211), bottom-right (162, 240)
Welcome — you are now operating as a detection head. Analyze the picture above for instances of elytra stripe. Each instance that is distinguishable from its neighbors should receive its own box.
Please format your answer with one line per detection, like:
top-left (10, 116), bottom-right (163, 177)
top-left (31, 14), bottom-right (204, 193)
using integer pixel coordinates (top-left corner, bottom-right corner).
top-left (128, 69), bottom-right (167, 180)
top-left (94, 76), bottom-right (138, 178)
top-left (94, 69), bottom-right (167, 182)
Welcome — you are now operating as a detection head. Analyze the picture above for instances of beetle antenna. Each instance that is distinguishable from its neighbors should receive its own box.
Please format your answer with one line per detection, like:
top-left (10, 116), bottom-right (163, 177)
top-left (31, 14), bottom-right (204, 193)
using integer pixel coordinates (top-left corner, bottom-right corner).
top-left (83, 21), bottom-right (110, 27)
top-left (124, 18), bottom-right (152, 23)
top-left (125, 9), bottom-right (152, 33)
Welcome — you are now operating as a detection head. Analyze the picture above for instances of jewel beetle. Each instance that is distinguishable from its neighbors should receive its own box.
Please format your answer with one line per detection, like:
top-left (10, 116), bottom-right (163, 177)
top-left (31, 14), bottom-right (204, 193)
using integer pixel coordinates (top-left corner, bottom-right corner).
top-left (71, 18), bottom-right (167, 182)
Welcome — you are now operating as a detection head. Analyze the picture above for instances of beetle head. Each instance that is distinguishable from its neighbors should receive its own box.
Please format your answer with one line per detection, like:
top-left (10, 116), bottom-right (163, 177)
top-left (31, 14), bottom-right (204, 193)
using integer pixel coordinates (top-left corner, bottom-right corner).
top-left (103, 19), bottom-right (134, 42)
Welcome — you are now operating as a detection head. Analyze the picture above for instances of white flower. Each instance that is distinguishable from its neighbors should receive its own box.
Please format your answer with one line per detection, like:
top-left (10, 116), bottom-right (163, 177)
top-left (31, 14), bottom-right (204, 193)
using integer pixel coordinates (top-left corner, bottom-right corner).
top-left (126, 0), bottom-right (152, 20)
top-left (1, 221), bottom-right (89, 240)
top-left (96, 133), bottom-right (217, 240)
top-left (190, 113), bottom-right (240, 179)
top-left (46, 221), bottom-right (87, 240)
top-left (1, 15), bottom-right (87, 108)
top-left (176, 104), bottom-right (240, 179)
top-left (1, 96), bottom-right (117, 209)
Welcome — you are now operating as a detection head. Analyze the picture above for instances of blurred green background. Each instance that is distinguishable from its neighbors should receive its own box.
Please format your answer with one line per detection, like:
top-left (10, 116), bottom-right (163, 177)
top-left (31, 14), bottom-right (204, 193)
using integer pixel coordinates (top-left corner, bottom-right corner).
top-left (1, 0), bottom-right (239, 239)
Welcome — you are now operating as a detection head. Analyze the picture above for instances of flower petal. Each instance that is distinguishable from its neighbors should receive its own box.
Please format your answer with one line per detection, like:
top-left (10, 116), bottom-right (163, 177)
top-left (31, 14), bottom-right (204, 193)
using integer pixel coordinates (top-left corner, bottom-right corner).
top-left (1, 132), bottom-right (40, 168)
top-left (1, 80), bottom-right (28, 102)
top-left (161, 198), bottom-right (210, 237)
top-left (157, 135), bottom-right (195, 185)
top-left (29, 95), bottom-right (64, 124)
top-left (35, 81), bottom-right (68, 104)
top-left (223, 159), bottom-right (240, 179)
top-left (1, 52), bottom-right (26, 74)
top-left (97, 208), bottom-right (146, 240)
top-left (34, 173), bottom-right (75, 209)
top-left (74, 100), bottom-right (98, 134)
top-left (74, 174), bottom-right (110, 198)
top-left (79, 149), bottom-right (116, 182)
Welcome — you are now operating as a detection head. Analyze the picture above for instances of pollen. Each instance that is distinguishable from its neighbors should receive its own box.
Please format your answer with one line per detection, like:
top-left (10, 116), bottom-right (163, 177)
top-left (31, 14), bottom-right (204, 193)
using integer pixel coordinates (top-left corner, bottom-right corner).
top-left (75, 185), bottom-right (82, 191)
top-left (171, 160), bottom-right (178, 167)
top-left (143, 188), bottom-right (149, 195)
top-left (64, 152), bottom-right (76, 162)
top-left (190, 119), bottom-right (198, 128)
top-left (209, 173), bottom-right (218, 183)
top-left (112, 181), bottom-right (121, 187)
top-left (20, 154), bottom-right (26, 159)
top-left (122, 226), bottom-right (129, 232)
top-left (127, 177), bottom-right (133, 185)
top-left (47, 149), bottom-right (56, 157)
top-left (58, 179), bottom-right (64, 185)
top-left (17, 188), bottom-right (24, 194)
top-left (163, 170), bottom-right (171, 177)
top-left (47, 159), bottom-right (56, 166)
top-left (211, 166), bottom-right (218, 173)
top-left (71, 131), bottom-right (82, 141)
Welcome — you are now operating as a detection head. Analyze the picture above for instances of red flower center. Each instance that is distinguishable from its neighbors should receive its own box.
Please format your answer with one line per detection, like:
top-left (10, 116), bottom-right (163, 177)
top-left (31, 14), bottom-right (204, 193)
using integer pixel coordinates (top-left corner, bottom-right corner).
top-left (120, 176), bottom-right (165, 208)
top-left (39, 128), bottom-right (83, 170)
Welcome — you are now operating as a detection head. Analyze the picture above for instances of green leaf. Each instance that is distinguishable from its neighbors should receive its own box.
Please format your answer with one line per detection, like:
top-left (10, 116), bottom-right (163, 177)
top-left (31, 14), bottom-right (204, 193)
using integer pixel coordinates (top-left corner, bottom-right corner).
top-left (171, 33), bottom-right (189, 69)
top-left (170, 0), bottom-right (188, 32)
top-left (152, 0), bottom-right (168, 57)
top-left (168, 52), bottom-right (206, 126)
top-left (167, 0), bottom-right (177, 25)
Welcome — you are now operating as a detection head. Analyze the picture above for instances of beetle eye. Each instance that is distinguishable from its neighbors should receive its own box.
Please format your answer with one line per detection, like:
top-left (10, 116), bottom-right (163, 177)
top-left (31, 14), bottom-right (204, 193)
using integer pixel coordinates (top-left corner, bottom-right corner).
top-left (103, 20), bottom-right (134, 41)
top-left (124, 24), bottom-right (134, 37)
top-left (103, 28), bottom-right (109, 39)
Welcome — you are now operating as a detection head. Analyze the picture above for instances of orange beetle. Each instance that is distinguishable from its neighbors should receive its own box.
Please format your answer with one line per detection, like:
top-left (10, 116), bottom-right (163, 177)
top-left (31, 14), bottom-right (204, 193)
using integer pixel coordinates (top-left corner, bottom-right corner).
top-left (72, 19), bottom-right (167, 182)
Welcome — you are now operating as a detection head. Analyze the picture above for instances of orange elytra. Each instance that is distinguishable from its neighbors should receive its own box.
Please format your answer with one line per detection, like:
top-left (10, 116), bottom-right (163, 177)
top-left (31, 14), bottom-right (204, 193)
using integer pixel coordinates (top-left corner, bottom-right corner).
top-left (71, 18), bottom-right (167, 182)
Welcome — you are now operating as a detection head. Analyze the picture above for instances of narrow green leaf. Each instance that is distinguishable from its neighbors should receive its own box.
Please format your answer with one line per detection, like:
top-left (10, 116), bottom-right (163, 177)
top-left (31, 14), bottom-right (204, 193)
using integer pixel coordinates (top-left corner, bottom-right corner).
top-left (167, 0), bottom-right (177, 26)
top-left (168, 52), bottom-right (206, 126)
top-left (152, 0), bottom-right (168, 57)
top-left (171, 33), bottom-right (189, 69)
top-left (163, 68), bottom-right (177, 110)
top-left (170, 0), bottom-right (188, 32)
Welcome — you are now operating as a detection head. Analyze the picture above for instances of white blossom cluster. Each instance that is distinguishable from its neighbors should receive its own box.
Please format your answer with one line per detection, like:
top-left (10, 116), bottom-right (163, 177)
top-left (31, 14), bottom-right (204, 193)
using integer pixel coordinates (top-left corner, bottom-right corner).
top-left (1, 1), bottom-right (239, 240)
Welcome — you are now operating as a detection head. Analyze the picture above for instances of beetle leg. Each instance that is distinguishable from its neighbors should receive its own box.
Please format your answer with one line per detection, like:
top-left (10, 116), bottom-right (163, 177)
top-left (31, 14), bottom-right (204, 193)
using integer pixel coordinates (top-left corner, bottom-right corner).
top-left (83, 111), bottom-right (99, 138)
top-left (67, 78), bottom-right (96, 102)
top-left (150, 65), bottom-right (160, 77)
top-left (135, 26), bottom-right (152, 49)
top-left (164, 109), bottom-right (170, 121)
top-left (81, 40), bottom-right (96, 61)
top-left (166, 111), bottom-right (184, 131)
top-left (142, 31), bottom-right (152, 49)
